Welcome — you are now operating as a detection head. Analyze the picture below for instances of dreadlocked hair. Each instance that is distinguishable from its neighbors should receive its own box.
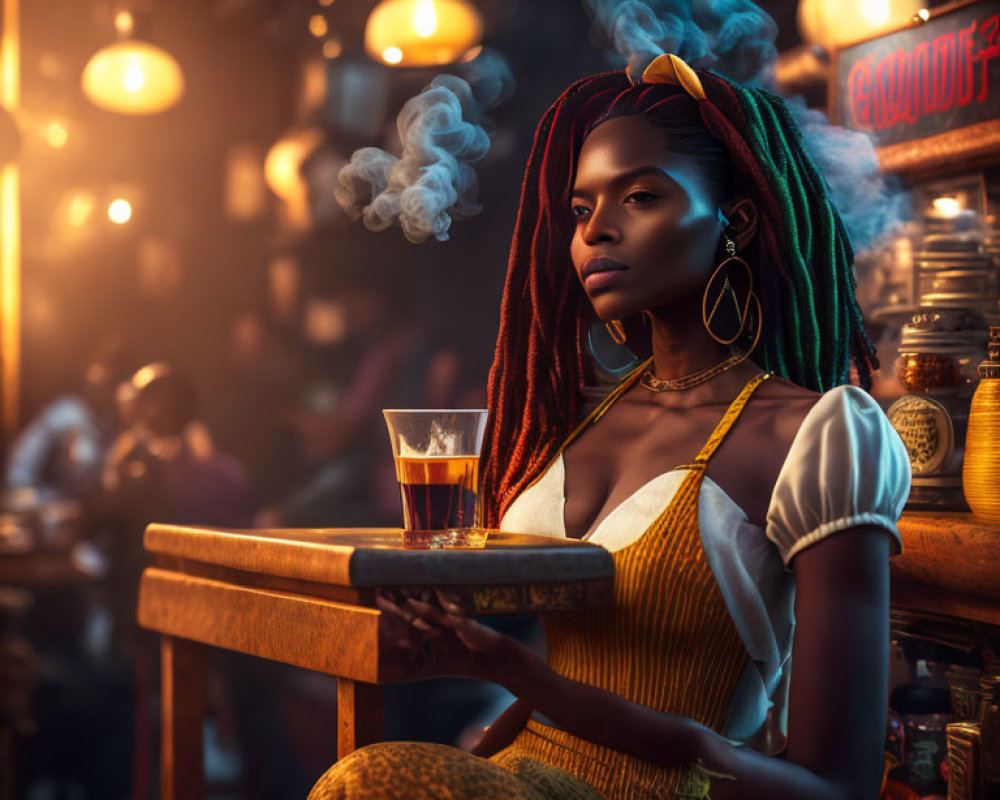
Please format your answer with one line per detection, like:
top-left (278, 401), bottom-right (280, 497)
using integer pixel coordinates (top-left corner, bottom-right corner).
top-left (479, 69), bottom-right (878, 528)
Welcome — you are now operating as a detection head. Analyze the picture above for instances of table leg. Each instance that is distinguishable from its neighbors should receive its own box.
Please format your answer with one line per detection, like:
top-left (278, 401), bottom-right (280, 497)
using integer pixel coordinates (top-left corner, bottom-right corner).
top-left (337, 678), bottom-right (383, 760)
top-left (161, 635), bottom-right (206, 800)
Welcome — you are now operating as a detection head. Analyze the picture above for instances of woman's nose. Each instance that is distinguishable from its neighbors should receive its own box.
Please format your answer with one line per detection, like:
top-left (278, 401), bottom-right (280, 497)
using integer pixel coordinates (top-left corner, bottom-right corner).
top-left (582, 204), bottom-right (620, 245)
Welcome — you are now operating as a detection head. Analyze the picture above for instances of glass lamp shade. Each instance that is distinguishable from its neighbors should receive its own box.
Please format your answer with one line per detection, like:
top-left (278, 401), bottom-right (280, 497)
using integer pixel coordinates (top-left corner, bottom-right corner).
top-left (797, 0), bottom-right (925, 50)
top-left (365, 0), bottom-right (483, 67)
top-left (81, 40), bottom-right (185, 115)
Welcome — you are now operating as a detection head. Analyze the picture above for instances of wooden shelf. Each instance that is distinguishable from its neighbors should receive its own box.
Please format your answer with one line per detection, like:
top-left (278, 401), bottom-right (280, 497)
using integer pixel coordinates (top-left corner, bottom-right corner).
top-left (892, 511), bottom-right (1000, 628)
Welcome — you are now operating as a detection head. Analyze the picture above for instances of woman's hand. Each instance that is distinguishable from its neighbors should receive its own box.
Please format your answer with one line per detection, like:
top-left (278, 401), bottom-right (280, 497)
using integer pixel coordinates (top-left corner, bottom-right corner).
top-left (375, 589), bottom-right (517, 683)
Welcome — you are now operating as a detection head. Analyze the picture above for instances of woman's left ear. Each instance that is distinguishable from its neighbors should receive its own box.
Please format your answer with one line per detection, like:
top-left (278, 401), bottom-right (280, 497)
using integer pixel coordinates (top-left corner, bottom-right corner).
top-left (720, 198), bottom-right (758, 252)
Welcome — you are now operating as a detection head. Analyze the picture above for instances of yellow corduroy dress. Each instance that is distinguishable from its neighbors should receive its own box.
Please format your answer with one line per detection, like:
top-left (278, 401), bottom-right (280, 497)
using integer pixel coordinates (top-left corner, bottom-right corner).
top-left (308, 370), bottom-right (771, 800)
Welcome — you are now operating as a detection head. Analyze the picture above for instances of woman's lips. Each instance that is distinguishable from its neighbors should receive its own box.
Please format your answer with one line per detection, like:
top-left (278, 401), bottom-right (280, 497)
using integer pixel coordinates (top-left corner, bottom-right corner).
top-left (584, 269), bottom-right (627, 291)
top-left (581, 257), bottom-right (629, 292)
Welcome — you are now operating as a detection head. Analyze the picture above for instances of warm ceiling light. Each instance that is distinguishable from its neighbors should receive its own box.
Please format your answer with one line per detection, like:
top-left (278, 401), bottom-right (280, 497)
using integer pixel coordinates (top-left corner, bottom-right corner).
top-left (798, 0), bottom-right (924, 50)
top-left (932, 197), bottom-right (962, 218)
top-left (82, 37), bottom-right (184, 115)
top-left (365, 0), bottom-right (482, 67)
top-left (413, 0), bottom-right (437, 37)
top-left (108, 198), bottom-right (133, 224)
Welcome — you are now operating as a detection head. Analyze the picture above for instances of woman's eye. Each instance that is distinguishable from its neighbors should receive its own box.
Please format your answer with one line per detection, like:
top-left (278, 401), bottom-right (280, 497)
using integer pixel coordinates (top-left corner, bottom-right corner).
top-left (570, 204), bottom-right (591, 219)
top-left (625, 190), bottom-right (657, 204)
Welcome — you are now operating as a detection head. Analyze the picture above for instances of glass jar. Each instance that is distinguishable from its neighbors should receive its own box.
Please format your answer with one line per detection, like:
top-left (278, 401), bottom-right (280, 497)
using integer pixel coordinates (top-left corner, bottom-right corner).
top-left (897, 351), bottom-right (978, 393)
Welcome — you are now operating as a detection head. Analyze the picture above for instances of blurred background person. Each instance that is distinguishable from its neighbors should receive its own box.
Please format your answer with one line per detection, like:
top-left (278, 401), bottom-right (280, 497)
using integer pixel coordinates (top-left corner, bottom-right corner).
top-left (4, 339), bottom-right (132, 505)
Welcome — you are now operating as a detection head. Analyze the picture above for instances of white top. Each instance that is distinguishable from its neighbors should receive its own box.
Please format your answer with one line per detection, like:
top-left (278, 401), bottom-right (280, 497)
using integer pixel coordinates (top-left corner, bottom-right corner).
top-left (499, 384), bottom-right (911, 753)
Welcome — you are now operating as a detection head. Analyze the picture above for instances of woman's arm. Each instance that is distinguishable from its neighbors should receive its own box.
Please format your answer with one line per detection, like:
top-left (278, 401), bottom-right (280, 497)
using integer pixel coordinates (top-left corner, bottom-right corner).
top-left (397, 524), bottom-right (890, 800)
top-left (692, 524), bottom-right (891, 800)
top-left (469, 699), bottom-right (533, 757)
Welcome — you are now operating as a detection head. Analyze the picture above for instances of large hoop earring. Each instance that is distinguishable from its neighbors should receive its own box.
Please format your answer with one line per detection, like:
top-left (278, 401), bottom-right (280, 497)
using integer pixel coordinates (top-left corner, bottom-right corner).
top-left (605, 319), bottom-right (627, 345)
top-left (702, 236), bottom-right (755, 346)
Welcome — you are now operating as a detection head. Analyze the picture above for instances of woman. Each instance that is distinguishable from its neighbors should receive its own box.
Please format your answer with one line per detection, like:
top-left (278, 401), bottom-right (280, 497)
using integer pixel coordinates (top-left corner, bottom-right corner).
top-left (310, 55), bottom-right (910, 800)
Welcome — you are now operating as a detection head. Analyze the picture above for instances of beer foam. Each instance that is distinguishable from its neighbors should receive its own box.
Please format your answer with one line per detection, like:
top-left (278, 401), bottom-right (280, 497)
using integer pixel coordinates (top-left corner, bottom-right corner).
top-left (399, 420), bottom-right (461, 457)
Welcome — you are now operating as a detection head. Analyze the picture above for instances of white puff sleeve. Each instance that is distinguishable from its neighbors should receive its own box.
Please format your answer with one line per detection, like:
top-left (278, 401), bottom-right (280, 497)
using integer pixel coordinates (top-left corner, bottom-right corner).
top-left (765, 385), bottom-right (911, 566)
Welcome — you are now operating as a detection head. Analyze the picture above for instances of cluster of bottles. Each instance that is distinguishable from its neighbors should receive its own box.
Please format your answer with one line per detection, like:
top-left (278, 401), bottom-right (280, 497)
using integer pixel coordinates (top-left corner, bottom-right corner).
top-left (884, 641), bottom-right (1000, 799)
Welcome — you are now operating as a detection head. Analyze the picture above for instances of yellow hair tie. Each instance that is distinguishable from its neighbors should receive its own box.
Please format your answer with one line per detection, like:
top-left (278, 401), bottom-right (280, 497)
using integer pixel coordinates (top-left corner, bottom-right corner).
top-left (641, 53), bottom-right (707, 102)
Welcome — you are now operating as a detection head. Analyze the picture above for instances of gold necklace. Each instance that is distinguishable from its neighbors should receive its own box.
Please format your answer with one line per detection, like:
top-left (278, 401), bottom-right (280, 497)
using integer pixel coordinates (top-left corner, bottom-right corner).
top-left (638, 352), bottom-right (744, 392)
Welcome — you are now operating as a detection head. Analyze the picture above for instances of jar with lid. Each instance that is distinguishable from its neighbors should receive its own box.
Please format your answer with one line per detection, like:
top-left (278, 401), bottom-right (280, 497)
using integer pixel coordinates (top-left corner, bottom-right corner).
top-left (889, 310), bottom-right (988, 509)
top-left (896, 309), bottom-right (989, 395)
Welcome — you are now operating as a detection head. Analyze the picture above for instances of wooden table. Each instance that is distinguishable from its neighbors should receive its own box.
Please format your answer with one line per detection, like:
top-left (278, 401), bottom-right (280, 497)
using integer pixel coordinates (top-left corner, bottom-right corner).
top-left (136, 526), bottom-right (615, 800)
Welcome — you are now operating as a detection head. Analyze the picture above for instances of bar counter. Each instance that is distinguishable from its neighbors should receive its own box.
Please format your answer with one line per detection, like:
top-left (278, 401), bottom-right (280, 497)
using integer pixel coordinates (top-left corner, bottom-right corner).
top-left (893, 511), bottom-right (1000, 630)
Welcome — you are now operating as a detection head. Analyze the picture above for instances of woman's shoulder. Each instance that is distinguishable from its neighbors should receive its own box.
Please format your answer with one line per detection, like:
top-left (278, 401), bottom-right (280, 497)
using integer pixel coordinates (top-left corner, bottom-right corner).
top-left (753, 376), bottom-right (890, 451)
top-left (749, 374), bottom-right (823, 452)
top-left (764, 380), bottom-right (911, 565)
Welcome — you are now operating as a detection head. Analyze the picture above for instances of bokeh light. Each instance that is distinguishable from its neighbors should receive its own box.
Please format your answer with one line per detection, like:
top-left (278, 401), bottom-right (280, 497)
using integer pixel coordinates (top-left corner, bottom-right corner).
top-left (67, 191), bottom-right (96, 228)
top-left (43, 121), bottom-right (69, 149)
top-left (107, 198), bottom-right (133, 225)
top-left (308, 14), bottom-right (328, 38)
top-left (114, 10), bottom-right (134, 36)
top-left (322, 38), bottom-right (343, 59)
top-left (81, 40), bottom-right (185, 115)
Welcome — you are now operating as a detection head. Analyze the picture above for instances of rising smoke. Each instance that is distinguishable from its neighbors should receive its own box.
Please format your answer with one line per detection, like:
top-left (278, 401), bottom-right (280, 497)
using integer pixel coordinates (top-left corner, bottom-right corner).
top-left (335, 49), bottom-right (513, 243)
top-left (791, 101), bottom-right (909, 252)
top-left (584, 0), bottom-right (908, 251)
top-left (584, 0), bottom-right (778, 86)
top-left (340, 2), bottom-right (905, 250)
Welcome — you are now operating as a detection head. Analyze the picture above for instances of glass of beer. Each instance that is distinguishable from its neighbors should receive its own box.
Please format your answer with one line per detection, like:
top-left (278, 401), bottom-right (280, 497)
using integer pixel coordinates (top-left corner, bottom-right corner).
top-left (382, 409), bottom-right (489, 548)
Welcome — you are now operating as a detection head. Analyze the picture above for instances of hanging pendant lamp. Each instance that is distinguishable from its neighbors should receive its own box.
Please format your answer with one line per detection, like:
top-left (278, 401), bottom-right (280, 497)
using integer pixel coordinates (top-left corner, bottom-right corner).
top-left (81, 9), bottom-right (185, 115)
top-left (797, 0), bottom-right (925, 50)
top-left (364, 0), bottom-right (483, 67)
